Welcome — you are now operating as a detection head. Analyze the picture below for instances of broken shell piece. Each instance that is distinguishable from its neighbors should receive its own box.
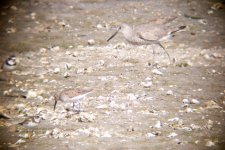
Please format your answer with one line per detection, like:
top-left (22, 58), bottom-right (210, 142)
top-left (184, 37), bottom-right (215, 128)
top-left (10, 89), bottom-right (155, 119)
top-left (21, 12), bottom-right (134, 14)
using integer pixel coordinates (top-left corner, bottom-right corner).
top-left (64, 72), bottom-right (70, 78)
top-left (167, 132), bottom-right (178, 138)
top-left (26, 90), bottom-right (38, 98)
top-left (96, 24), bottom-right (103, 29)
top-left (39, 48), bottom-right (47, 53)
top-left (205, 140), bottom-right (215, 147)
top-left (53, 68), bottom-right (60, 74)
top-left (78, 112), bottom-right (95, 122)
top-left (152, 69), bottom-right (163, 75)
top-left (182, 99), bottom-right (189, 104)
top-left (185, 107), bottom-right (193, 113)
top-left (141, 81), bottom-right (153, 88)
top-left (154, 121), bottom-right (162, 129)
top-left (146, 132), bottom-right (156, 138)
top-left (127, 93), bottom-right (138, 100)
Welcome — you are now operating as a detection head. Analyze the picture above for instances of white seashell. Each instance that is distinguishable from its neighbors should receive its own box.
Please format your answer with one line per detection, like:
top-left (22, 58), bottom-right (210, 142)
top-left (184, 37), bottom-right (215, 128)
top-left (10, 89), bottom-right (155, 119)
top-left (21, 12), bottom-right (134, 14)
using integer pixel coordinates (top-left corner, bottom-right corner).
top-left (182, 99), bottom-right (189, 104)
top-left (166, 90), bottom-right (173, 95)
top-left (96, 24), bottom-right (103, 29)
top-left (127, 93), bottom-right (137, 100)
top-left (96, 104), bottom-right (108, 109)
top-left (39, 48), bottom-right (47, 53)
top-left (64, 72), bottom-right (70, 78)
top-left (185, 107), bottom-right (193, 113)
top-left (76, 68), bottom-right (85, 74)
top-left (27, 90), bottom-right (38, 98)
top-left (101, 132), bottom-right (112, 138)
top-left (86, 67), bottom-right (93, 73)
top-left (152, 69), bottom-right (163, 75)
top-left (181, 127), bottom-right (192, 131)
top-left (53, 68), bottom-right (60, 74)
top-left (167, 132), bottom-right (178, 138)
top-left (154, 121), bottom-right (162, 129)
top-left (88, 39), bottom-right (95, 46)
top-left (14, 139), bottom-right (26, 145)
top-left (205, 140), bottom-right (215, 147)
top-left (190, 99), bottom-right (200, 104)
top-left (146, 132), bottom-right (156, 138)
top-left (174, 138), bottom-right (182, 144)
top-left (50, 46), bottom-right (60, 51)
top-left (141, 81), bottom-right (152, 88)
top-left (145, 77), bottom-right (152, 81)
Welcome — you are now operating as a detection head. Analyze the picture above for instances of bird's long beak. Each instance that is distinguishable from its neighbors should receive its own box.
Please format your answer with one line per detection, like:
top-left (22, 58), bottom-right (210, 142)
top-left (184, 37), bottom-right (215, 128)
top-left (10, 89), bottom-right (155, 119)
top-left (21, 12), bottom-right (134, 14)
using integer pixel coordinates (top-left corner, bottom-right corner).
top-left (54, 100), bottom-right (58, 111)
top-left (107, 26), bottom-right (121, 42)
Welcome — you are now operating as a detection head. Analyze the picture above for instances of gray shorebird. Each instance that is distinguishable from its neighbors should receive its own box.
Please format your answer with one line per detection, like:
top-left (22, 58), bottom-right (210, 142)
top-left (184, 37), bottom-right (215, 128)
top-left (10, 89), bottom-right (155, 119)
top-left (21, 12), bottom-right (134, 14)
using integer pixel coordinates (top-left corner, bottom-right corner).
top-left (19, 116), bottom-right (43, 128)
top-left (1, 55), bottom-right (17, 81)
top-left (107, 23), bottom-right (186, 65)
top-left (54, 89), bottom-right (92, 112)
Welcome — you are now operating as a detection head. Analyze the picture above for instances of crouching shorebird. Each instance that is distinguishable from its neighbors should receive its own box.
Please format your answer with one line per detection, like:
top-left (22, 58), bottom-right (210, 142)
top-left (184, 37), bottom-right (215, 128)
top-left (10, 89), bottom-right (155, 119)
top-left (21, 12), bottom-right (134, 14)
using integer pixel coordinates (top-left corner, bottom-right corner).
top-left (19, 116), bottom-right (43, 128)
top-left (54, 89), bottom-right (92, 112)
top-left (107, 22), bottom-right (186, 65)
top-left (1, 55), bottom-right (17, 81)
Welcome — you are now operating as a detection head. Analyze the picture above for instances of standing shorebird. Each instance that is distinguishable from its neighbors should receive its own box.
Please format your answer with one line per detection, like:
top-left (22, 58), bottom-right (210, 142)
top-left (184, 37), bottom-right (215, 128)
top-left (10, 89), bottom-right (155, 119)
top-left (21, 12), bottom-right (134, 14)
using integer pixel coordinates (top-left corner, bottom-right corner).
top-left (1, 55), bottom-right (17, 81)
top-left (54, 89), bottom-right (92, 112)
top-left (107, 23), bottom-right (186, 65)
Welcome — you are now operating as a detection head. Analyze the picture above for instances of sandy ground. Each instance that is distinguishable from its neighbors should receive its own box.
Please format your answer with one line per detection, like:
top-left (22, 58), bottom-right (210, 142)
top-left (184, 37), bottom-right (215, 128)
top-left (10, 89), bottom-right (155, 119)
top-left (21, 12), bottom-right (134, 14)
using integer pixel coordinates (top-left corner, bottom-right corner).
top-left (0, 0), bottom-right (225, 149)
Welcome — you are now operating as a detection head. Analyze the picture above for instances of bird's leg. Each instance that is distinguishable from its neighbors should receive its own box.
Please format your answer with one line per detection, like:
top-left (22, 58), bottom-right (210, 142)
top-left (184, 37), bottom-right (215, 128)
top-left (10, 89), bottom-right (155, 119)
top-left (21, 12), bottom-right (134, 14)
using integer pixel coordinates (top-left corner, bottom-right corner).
top-left (148, 45), bottom-right (155, 67)
top-left (157, 42), bottom-right (171, 64)
top-left (138, 35), bottom-right (171, 64)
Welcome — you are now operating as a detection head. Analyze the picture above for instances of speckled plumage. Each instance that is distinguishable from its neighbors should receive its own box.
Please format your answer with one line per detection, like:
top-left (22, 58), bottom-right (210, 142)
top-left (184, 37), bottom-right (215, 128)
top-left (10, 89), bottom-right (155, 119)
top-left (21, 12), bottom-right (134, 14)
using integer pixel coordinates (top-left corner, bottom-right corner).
top-left (19, 116), bottom-right (42, 128)
top-left (54, 89), bottom-right (92, 111)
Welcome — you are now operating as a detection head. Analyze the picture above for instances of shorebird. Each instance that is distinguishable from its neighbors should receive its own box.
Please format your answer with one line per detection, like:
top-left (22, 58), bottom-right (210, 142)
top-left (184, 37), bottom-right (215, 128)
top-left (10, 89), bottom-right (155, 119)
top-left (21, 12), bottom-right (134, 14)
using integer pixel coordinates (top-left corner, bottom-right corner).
top-left (19, 116), bottom-right (43, 128)
top-left (1, 55), bottom-right (17, 81)
top-left (54, 89), bottom-right (92, 112)
top-left (107, 23), bottom-right (186, 65)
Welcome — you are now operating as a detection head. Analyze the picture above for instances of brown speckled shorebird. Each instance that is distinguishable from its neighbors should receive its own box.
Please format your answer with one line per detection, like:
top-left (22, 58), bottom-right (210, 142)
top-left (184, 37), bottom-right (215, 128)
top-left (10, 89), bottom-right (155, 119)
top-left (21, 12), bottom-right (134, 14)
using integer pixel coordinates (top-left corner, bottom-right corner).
top-left (107, 22), bottom-right (186, 65)
top-left (54, 89), bottom-right (92, 112)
